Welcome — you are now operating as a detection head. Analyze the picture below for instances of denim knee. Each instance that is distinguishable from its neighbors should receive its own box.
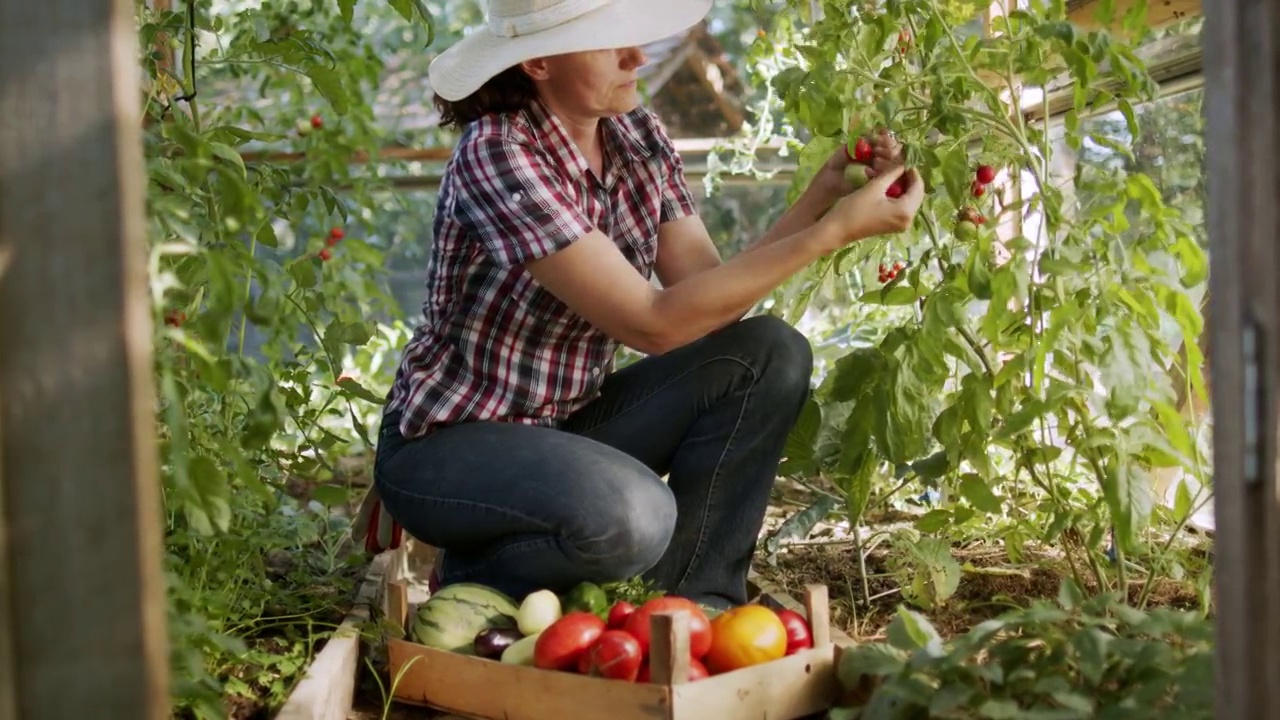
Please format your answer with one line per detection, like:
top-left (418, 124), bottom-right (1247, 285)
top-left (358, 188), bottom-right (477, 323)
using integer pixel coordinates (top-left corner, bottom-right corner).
top-left (733, 315), bottom-right (814, 403)
top-left (570, 477), bottom-right (677, 581)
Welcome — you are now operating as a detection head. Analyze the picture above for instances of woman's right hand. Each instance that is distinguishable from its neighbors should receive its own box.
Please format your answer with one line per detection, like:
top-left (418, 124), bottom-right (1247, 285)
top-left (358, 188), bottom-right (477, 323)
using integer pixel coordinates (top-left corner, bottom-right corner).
top-left (821, 165), bottom-right (925, 249)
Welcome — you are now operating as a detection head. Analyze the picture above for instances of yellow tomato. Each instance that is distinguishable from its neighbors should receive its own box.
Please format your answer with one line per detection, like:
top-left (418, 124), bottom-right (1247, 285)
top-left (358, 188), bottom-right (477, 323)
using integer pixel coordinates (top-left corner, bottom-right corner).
top-left (703, 604), bottom-right (788, 674)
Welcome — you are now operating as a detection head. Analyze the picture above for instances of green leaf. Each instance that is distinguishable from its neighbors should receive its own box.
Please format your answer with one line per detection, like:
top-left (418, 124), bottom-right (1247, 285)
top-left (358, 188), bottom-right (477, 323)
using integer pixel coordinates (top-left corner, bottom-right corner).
top-left (207, 141), bottom-right (247, 178)
top-left (288, 257), bottom-right (318, 289)
top-left (337, 375), bottom-right (386, 404)
top-left (858, 285), bottom-right (921, 306)
top-left (1071, 627), bottom-right (1112, 684)
top-left (978, 699), bottom-right (1022, 719)
top-left (886, 607), bottom-right (943, 652)
top-left (1173, 479), bottom-right (1193, 522)
top-left (338, 0), bottom-right (356, 23)
top-left (255, 220), bottom-right (278, 249)
top-left (837, 643), bottom-right (907, 686)
top-left (960, 474), bottom-right (1003, 513)
top-left (822, 347), bottom-right (887, 402)
top-left (1057, 577), bottom-right (1084, 610)
top-left (781, 397), bottom-right (822, 471)
top-left (915, 509), bottom-right (952, 533)
top-left (188, 454), bottom-right (232, 535)
top-left (306, 66), bottom-right (349, 114)
top-left (312, 484), bottom-right (353, 507)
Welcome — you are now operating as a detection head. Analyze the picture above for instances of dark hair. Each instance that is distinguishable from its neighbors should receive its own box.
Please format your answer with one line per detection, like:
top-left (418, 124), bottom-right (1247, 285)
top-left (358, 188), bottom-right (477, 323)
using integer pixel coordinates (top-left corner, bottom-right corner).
top-left (433, 65), bottom-right (538, 129)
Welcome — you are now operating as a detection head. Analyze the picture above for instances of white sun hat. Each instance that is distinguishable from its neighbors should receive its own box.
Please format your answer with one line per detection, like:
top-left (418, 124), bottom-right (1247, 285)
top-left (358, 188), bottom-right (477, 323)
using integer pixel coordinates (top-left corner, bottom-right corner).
top-left (427, 0), bottom-right (714, 102)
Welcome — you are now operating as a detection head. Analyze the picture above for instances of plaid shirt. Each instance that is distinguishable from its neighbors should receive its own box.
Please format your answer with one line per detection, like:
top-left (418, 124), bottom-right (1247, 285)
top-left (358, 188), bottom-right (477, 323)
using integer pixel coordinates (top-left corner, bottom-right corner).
top-left (387, 99), bottom-right (699, 439)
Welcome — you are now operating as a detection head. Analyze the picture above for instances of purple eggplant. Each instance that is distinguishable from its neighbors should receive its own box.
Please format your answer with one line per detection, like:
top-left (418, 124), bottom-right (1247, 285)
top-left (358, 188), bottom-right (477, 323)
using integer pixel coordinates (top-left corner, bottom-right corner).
top-left (474, 627), bottom-right (524, 659)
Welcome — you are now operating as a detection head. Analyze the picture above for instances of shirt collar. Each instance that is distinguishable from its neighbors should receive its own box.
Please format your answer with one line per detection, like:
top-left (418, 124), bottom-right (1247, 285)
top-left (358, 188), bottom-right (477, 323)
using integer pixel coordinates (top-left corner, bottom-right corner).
top-left (523, 98), bottom-right (653, 187)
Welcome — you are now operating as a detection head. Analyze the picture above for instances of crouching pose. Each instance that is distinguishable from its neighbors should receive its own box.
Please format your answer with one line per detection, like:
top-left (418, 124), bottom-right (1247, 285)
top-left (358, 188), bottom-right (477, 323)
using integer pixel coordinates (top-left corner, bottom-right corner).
top-left (372, 0), bottom-right (923, 609)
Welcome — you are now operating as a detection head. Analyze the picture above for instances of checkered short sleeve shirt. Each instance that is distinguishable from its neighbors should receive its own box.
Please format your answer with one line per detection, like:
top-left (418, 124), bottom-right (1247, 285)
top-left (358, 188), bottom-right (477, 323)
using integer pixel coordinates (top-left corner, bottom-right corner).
top-left (386, 99), bottom-right (699, 439)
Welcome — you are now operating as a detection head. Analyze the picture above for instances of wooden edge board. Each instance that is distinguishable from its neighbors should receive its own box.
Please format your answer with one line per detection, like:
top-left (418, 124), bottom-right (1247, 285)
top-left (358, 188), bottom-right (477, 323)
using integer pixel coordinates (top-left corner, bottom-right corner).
top-left (669, 646), bottom-right (839, 720)
top-left (386, 638), bottom-right (673, 720)
top-left (274, 553), bottom-right (390, 720)
top-left (747, 570), bottom-right (858, 647)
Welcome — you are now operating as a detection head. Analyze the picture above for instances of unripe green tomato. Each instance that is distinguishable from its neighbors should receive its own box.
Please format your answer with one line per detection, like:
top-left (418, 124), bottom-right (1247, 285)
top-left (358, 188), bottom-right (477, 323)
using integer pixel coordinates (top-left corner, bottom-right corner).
top-left (955, 220), bottom-right (978, 242)
top-left (844, 163), bottom-right (871, 190)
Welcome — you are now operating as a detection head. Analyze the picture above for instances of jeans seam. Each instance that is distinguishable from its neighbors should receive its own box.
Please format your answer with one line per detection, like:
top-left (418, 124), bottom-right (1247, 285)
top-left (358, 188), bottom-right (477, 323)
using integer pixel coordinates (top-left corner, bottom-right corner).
top-left (374, 476), bottom-right (557, 534)
top-left (573, 354), bottom-right (758, 436)
top-left (446, 535), bottom-right (563, 581)
top-left (672, 364), bottom-right (758, 590)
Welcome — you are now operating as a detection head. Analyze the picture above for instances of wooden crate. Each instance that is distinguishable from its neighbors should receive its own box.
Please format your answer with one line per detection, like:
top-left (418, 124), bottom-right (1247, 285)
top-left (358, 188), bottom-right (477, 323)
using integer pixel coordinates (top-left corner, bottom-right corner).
top-left (381, 574), bottom-right (841, 720)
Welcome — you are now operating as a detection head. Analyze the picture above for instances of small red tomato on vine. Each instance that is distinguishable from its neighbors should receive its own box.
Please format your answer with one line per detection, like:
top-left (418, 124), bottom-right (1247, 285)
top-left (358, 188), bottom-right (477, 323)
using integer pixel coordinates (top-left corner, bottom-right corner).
top-left (847, 136), bottom-right (874, 164)
top-left (897, 29), bottom-right (911, 54)
top-left (885, 177), bottom-right (907, 198)
top-left (971, 180), bottom-right (986, 197)
top-left (976, 164), bottom-right (996, 184)
top-left (310, 114), bottom-right (323, 130)
top-left (894, 261), bottom-right (905, 272)
top-left (319, 248), bottom-right (332, 261)
top-left (164, 309), bottom-right (186, 327)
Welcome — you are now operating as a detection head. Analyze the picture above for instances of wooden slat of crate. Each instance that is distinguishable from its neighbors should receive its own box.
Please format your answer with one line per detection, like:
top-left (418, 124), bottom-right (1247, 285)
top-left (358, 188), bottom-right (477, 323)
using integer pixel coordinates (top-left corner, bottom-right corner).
top-left (668, 647), bottom-right (838, 720)
top-left (386, 638), bottom-right (672, 720)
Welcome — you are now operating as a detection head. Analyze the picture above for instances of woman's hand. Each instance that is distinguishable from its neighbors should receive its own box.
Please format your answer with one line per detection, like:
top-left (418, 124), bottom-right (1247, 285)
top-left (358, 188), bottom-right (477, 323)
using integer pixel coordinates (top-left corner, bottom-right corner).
top-left (819, 165), bottom-right (925, 248)
top-left (864, 128), bottom-right (905, 180)
top-left (811, 128), bottom-right (908, 199)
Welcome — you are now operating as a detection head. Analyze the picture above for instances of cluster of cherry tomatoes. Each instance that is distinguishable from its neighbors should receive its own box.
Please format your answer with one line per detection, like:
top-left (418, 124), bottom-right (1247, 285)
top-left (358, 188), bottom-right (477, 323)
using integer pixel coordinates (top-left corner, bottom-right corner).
top-left (878, 260), bottom-right (906, 284)
top-left (319, 226), bottom-right (343, 261)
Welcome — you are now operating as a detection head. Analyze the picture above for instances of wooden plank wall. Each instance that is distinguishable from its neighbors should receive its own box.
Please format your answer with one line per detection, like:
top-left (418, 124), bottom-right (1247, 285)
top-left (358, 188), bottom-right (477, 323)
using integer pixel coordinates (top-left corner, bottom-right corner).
top-left (1201, 0), bottom-right (1280, 717)
top-left (0, 0), bottom-right (170, 718)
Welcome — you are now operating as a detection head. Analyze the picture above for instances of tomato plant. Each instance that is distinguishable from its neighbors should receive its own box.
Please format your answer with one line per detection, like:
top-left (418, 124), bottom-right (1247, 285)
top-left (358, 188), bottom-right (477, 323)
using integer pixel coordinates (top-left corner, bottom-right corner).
top-left (722, 0), bottom-right (1209, 605)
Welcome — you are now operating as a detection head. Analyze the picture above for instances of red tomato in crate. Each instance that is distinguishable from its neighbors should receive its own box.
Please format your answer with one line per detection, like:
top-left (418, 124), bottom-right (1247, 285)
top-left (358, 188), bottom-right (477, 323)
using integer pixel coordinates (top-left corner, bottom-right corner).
top-left (623, 597), bottom-right (712, 659)
top-left (584, 630), bottom-right (644, 681)
top-left (607, 601), bottom-right (636, 629)
top-left (534, 612), bottom-right (606, 671)
top-left (773, 608), bottom-right (814, 655)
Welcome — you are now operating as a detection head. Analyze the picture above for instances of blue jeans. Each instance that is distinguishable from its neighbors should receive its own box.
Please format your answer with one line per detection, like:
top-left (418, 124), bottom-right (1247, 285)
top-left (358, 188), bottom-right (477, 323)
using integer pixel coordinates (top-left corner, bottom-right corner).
top-left (373, 315), bottom-right (813, 608)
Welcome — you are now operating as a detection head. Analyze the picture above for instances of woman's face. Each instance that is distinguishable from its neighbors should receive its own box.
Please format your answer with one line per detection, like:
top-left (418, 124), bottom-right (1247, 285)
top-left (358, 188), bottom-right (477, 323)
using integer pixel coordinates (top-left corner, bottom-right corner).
top-left (524, 47), bottom-right (649, 119)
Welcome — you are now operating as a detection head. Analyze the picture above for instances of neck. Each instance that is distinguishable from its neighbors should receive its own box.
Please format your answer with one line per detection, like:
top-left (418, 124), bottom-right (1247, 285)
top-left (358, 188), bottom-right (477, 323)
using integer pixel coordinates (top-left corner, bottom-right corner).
top-left (539, 95), bottom-right (602, 159)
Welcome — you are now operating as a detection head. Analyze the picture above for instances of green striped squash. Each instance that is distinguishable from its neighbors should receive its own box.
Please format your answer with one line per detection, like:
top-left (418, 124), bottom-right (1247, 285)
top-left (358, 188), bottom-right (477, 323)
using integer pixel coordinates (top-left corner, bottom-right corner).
top-left (411, 583), bottom-right (521, 654)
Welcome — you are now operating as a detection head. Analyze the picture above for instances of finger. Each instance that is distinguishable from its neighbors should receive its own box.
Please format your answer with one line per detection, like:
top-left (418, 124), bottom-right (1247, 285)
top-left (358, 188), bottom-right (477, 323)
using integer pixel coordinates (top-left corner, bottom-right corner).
top-left (902, 169), bottom-right (926, 201)
top-left (867, 163), bottom-right (907, 189)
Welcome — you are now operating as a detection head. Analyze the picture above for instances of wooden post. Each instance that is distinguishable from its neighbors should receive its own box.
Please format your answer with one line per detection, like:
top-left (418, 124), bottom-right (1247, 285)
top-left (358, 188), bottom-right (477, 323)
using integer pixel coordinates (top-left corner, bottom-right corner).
top-left (0, 0), bottom-right (169, 718)
top-left (1202, 0), bottom-right (1280, 717)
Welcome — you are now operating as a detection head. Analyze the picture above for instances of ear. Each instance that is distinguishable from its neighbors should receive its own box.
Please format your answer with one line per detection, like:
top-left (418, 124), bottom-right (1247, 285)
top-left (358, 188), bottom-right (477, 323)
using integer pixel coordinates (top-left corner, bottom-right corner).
top-left (519, 57), bottom-right (551, 81)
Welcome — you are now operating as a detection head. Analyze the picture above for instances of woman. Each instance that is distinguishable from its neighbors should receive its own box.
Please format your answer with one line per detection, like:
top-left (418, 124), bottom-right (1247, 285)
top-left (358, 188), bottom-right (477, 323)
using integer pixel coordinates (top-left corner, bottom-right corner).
top-left (370, 0), bottom-right (924, 610)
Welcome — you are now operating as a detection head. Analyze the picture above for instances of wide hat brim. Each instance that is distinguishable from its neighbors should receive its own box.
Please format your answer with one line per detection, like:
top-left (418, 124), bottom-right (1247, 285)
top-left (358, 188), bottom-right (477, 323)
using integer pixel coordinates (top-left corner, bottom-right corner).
top-left (428, 0), bottom-right (714, 102)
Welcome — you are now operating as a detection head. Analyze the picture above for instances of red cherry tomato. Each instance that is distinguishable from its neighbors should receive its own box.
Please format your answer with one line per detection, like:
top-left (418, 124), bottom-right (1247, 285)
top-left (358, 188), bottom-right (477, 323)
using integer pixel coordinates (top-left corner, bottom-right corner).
top-left (534, 612), bottom-right (606, 671)
top-left (853, 137), bottom-right (874, 164)
top-left (773, 609), bottom-right (814, 655)
top-left (623, 597), bottom-right (712, 660)
top-left (976, 164), bottom-right (996, 184)
top-left (885, 179), bottom-right (906, 198)
top-left (318, 248), bottom-right (332, 261)
top-left (971, 180), bottom-right (987, 197)
top-left (310, 114), bottom-right (323, 129)
top-left (585, 630), bottom-right (644, 681)
top-left (607, 601), bottom-right (636, 629)
top-left (637, 657), bottom-right (709, 683)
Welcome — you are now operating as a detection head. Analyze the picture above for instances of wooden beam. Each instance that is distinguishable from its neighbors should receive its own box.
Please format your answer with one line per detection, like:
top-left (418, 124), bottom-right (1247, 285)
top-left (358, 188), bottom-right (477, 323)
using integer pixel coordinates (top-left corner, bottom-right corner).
top-left (1201, 0), bottom-right (1280, 716)
top-left (1067, 0), bottom-right (1200, 30)
top-left (0, 0), bottom-right (169, 718)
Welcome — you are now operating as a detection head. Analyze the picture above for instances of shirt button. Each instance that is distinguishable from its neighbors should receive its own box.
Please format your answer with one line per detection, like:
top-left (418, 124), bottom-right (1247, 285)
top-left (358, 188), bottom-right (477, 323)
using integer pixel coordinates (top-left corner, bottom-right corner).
top-left (591, 367), bottom-right (601, 377)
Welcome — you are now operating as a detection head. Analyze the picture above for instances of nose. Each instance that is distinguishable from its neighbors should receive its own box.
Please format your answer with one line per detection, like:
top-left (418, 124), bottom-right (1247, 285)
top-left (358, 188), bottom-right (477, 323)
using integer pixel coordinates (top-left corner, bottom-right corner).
top-left (620, 46), bottom-right (647, 70)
